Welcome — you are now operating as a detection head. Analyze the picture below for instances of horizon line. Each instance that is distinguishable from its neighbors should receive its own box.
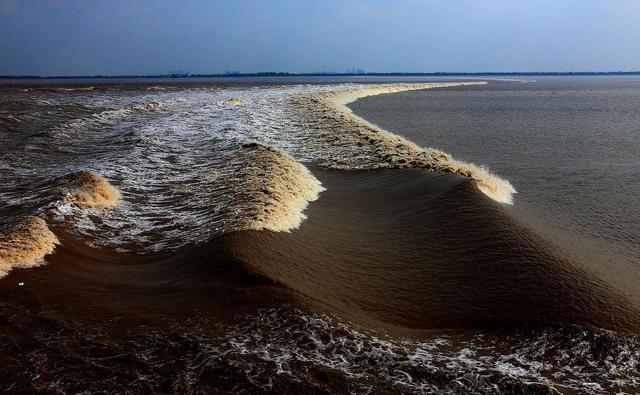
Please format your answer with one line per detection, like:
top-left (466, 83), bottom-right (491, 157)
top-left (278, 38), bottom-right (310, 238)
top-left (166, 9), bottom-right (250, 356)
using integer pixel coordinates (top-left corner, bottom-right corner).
top-left (1, 71), bottom-right (640, 80)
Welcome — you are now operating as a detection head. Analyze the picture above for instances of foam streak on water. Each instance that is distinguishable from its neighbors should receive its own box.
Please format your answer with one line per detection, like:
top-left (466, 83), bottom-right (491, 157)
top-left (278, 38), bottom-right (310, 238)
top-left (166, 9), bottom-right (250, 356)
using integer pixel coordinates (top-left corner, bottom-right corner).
top-left (218, 308), bottom-right (640, 394)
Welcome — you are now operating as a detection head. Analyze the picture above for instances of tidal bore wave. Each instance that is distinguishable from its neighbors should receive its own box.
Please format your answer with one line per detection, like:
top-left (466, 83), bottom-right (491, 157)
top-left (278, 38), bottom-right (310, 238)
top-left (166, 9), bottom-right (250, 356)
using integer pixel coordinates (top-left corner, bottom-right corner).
top-left (213, 168), bottom-right (640, 333)
top-left (2, 167), bottom-right (637, 393)
top-left (0, 169), bottom-right (120, 276)
top-left (1, 81), bottom-right (639, 393)
top-left (292, 82), bottom-right (517, 204)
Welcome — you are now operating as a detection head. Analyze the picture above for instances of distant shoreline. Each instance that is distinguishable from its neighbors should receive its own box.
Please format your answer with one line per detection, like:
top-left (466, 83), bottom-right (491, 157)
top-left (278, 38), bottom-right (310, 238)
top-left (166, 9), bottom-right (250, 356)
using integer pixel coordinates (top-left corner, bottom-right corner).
top-left (1, 71), bottom-right (640, 80)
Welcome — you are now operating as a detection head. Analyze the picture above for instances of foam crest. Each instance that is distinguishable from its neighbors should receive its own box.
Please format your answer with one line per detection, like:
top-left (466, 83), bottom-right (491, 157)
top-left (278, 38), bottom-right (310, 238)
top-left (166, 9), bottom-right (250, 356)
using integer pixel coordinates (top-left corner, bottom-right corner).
top-left (446, 157), bottom-right (517, 204)
top-left (58, 170), bottom-right (121, 209)
top-left (0, 217), bottom-right (59, 278)
top-left (295, 82), bottom-right (517, 204)
top-left (323, 82), bottom-right (486, 108)
top-left (234, 142), bottom-right (324, 232)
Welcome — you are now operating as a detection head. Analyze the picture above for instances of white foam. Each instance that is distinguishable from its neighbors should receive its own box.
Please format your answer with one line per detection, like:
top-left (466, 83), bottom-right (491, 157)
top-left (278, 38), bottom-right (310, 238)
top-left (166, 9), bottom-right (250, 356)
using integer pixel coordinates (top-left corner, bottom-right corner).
top-left (314, 82), bottom-right (517, 204)
top-left (218, 308), bottom-right (640, 394)
top-left (1, 82), bottom-right (515, 253)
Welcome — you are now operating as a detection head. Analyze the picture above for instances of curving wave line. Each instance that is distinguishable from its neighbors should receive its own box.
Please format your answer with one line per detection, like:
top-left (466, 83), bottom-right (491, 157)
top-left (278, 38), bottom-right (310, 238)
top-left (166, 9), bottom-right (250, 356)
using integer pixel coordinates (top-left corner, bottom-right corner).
top-left (48, 86), bottom-right (96, 92)
top-left (295, 82), bottom-right (517, 204)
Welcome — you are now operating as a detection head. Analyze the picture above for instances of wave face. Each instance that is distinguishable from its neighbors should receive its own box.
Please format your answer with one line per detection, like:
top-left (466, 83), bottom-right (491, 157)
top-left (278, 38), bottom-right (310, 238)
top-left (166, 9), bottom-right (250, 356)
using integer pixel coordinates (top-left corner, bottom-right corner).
top-left (1, 80), bottom-right (639, 393)
top-left (217, 168), bottom-right (640, 333)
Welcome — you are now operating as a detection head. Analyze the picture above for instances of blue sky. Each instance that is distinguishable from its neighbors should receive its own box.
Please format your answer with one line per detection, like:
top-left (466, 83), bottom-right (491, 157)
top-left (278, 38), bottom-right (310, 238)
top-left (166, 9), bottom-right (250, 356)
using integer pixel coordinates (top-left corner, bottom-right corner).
top-left (1, 0), bottom-right (639, 75)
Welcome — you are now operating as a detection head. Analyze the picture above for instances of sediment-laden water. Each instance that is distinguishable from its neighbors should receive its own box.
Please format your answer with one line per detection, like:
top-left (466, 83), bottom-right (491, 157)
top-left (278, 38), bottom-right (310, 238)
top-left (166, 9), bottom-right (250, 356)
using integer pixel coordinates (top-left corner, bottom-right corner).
top-left (1, 77), bottom-right (639, 394)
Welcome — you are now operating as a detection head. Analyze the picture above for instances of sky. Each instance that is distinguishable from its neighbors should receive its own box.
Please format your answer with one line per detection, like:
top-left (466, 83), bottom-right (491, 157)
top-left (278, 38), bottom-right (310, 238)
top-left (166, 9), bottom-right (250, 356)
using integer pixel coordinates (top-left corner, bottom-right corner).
top-left (1, 0), bottom-right (639, 76)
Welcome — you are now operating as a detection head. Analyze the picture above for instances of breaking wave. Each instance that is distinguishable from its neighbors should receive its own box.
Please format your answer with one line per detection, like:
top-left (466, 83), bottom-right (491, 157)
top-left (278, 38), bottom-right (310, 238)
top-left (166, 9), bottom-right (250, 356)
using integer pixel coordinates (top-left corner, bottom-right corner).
top-left (291, 82), bottom-right (517, 204)
top-left (0, 216), bottom-right (58, 277)
top-left (234, 142), bottom-right (324, 232)
top-left (55, 170), bottom-right (121, 209)
top-left (214, 168), bottom-right (640, 333)
top-left (0, 170), bottom-right (120, 276)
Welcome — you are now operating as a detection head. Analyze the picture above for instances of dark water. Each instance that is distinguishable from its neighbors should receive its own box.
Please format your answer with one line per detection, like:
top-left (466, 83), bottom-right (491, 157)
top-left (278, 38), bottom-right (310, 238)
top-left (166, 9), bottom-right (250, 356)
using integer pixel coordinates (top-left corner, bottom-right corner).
top-left (351, 76), bottom-right (640, 299)
top-left (1, 77), bottom-right (640, 394)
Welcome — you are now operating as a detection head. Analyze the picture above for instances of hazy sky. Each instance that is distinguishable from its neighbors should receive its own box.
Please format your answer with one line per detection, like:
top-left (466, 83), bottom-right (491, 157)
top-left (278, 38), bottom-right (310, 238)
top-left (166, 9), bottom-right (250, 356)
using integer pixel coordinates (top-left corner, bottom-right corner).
top-left (1, 0), bottom-right (639, 76)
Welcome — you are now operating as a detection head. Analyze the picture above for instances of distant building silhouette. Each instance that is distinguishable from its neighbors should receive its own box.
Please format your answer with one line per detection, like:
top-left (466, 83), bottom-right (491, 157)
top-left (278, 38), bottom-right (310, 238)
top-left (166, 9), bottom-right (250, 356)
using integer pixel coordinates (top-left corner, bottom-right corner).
top-left (168, 70), bottom-right (191, 77)
top-left (345, 66), bottom-right (365, 74)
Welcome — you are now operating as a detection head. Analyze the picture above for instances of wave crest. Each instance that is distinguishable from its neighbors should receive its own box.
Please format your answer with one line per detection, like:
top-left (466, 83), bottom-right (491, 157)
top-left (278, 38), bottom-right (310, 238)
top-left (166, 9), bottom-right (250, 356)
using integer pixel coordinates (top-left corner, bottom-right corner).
top-left (48, 86), bottom-right (96, 92)
top-left (233, 142), bottom-right (324, 232)
top-left (116, 101), bottom-right (164, 114)
top-left (445, 155), bottom-right (517, 204)
top-left (58, 170), bottom-right (121, 209)
top-left (0, 216), bottom-right (58, 278)
top-left (293, 82), bottom-right (517, 204)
